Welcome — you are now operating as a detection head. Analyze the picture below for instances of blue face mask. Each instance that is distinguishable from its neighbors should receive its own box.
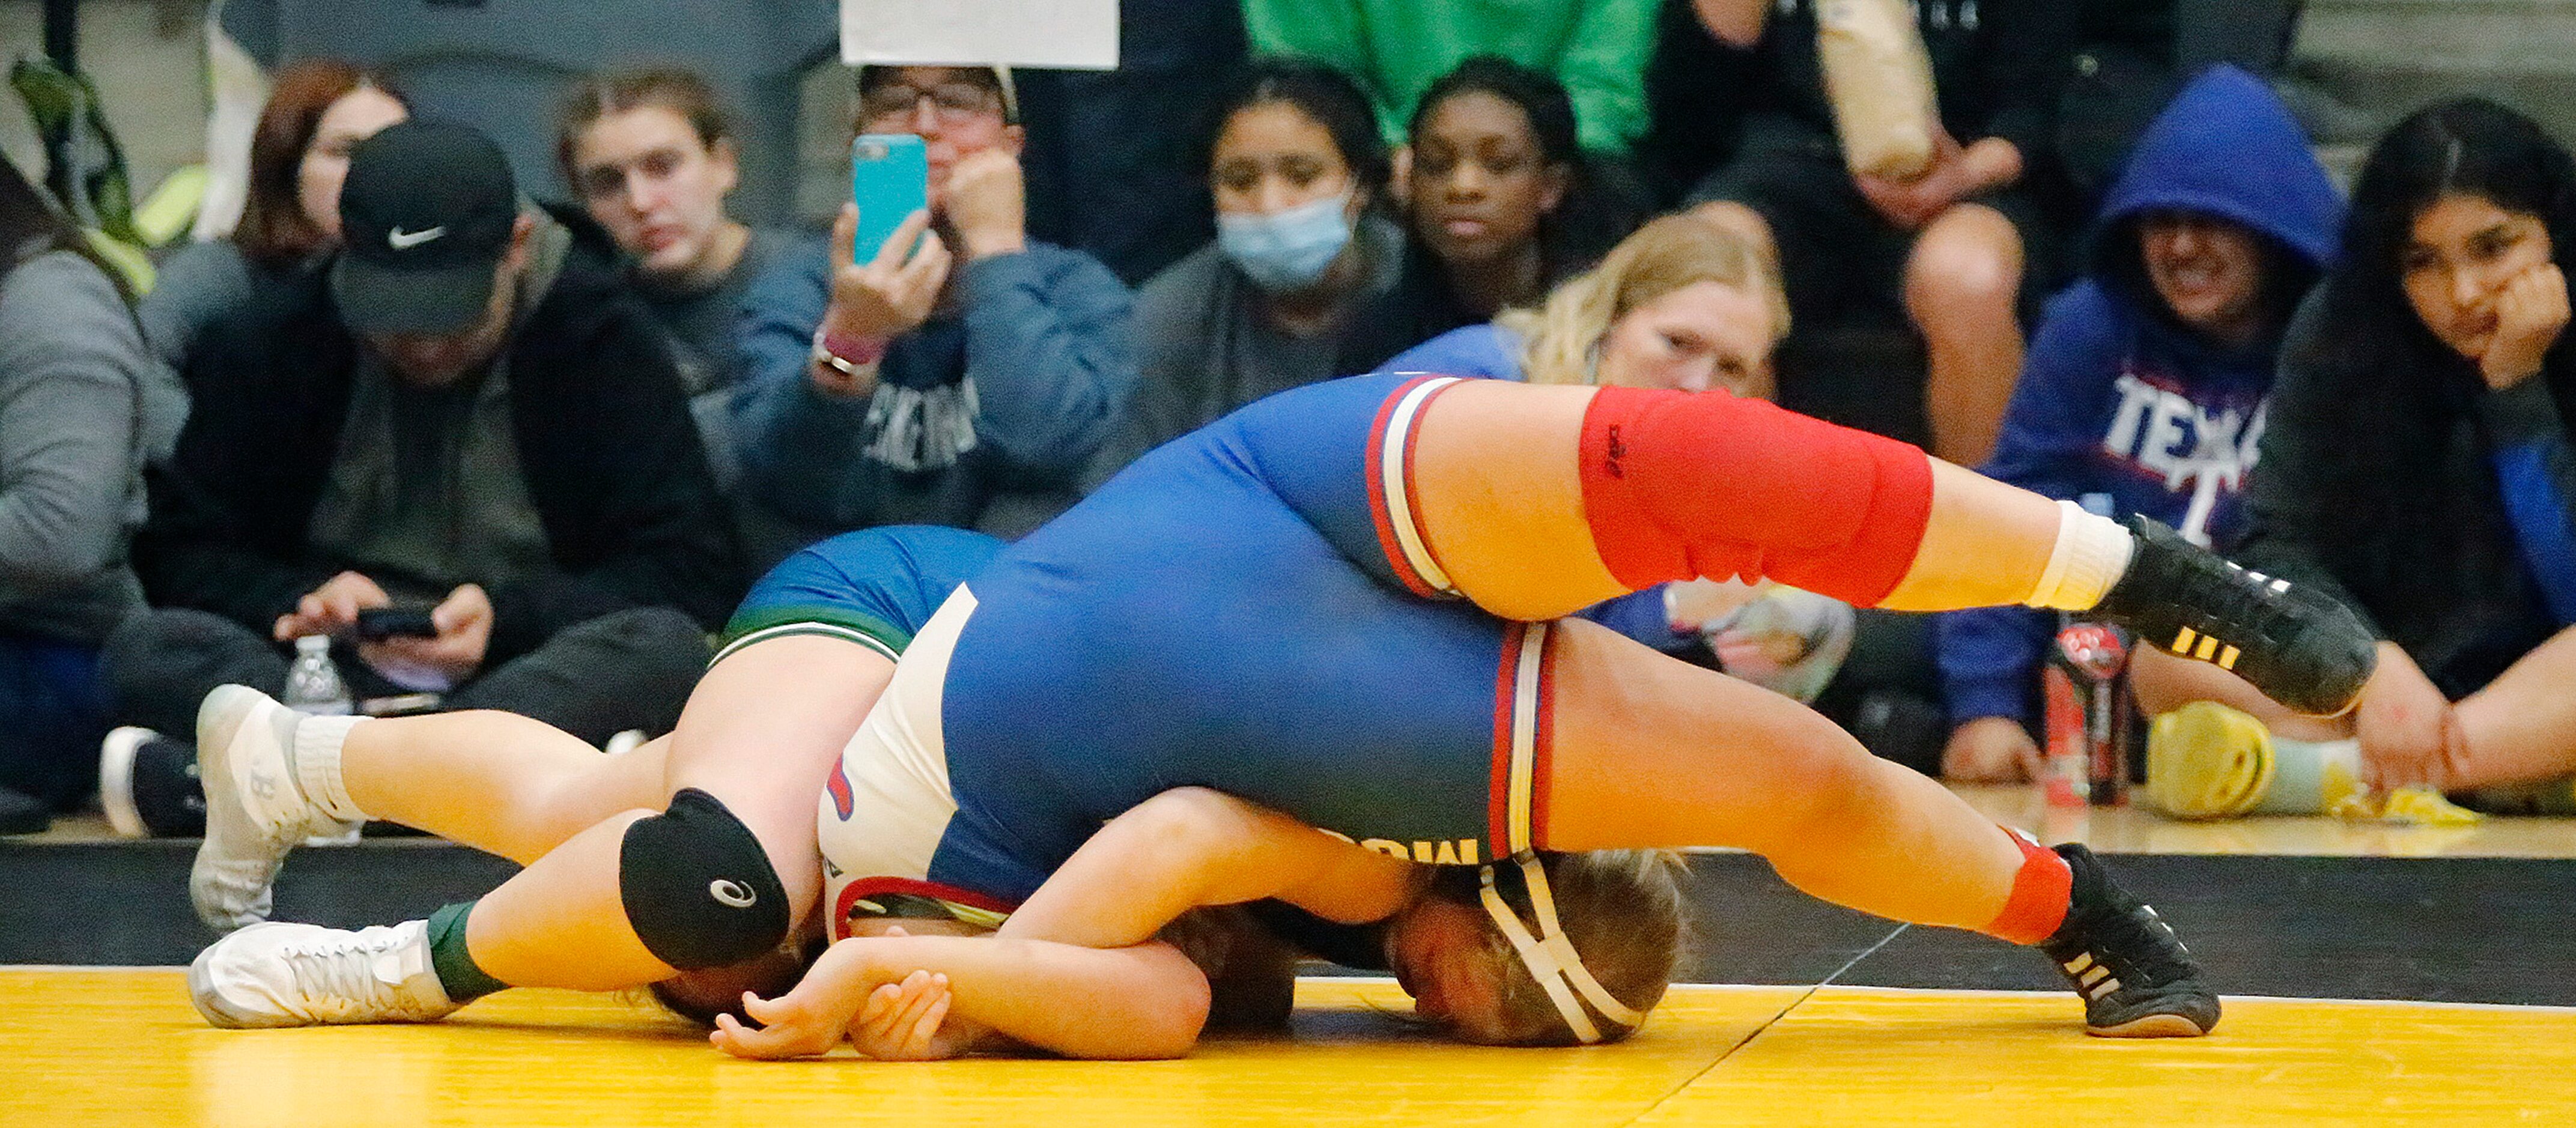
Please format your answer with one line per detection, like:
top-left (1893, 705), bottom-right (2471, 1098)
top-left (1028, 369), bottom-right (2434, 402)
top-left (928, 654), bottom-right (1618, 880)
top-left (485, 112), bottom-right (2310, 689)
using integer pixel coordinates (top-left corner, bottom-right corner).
top-left (1217, 193), bottom-right (1355, 293)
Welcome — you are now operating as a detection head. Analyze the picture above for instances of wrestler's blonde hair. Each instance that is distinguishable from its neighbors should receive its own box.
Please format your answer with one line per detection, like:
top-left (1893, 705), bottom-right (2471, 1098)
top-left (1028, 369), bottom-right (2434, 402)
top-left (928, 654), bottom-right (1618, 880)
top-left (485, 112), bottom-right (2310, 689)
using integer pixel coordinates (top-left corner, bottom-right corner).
top-left (1449, 849), bottom-right (1690, 1046)
top-left (1500, 214), bottom-right (1789, 387)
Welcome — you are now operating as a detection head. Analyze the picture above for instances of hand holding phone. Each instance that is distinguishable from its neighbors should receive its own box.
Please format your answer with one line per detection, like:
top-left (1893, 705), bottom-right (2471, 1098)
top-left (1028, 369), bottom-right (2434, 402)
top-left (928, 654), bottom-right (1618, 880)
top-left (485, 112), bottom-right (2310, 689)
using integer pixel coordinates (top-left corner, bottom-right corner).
top-left (354, 584), bottom-right (493, 691)
top-left (274, 571), bottom-right (390, 642)
top-left (850, 134), bottom-right (929, 260)
top-left (818, 139), bottom-right (952, 352)
top-left (354, 606), bottom-right (441, 641)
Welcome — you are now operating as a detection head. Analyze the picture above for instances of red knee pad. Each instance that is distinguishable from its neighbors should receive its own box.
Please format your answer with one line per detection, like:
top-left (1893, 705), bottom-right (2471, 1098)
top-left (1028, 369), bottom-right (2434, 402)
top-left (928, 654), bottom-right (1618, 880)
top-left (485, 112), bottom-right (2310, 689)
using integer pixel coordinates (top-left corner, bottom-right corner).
top-left (1576, 387), bottom-right (1934, 605)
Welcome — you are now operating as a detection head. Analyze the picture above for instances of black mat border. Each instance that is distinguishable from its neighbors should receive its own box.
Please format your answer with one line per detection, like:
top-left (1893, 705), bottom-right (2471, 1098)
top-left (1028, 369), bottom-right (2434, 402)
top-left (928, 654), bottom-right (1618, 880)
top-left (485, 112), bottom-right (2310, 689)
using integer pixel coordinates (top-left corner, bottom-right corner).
top-left (7, 843), bottom-right (2567, 1007)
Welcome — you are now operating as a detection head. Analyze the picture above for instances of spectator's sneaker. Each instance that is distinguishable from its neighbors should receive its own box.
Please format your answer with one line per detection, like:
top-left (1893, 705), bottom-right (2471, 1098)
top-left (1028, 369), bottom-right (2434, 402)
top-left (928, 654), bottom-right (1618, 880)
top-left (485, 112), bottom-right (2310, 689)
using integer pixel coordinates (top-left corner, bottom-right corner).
top-left (192, 687), bottom-right (354, 932)
top-left (100, 727), bottom-right (207, 837)
top-left (2145, 702), bottom-right (2274, 819)
top-left (2038, 843), bottom-right (2220, 1037)
top-left (189, 920), bottom-right (458, 1028)
top-left (2092, 515), bottom-right (2377, 717)
top-left (99, 726), bottom-right (157, 837)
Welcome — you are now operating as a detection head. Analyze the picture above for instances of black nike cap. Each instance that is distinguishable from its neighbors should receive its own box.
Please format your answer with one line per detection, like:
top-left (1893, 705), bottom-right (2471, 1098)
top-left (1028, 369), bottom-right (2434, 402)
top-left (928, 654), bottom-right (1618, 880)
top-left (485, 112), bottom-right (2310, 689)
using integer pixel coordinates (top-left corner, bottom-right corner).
top-left (330, 120), bottom-right (520, 336)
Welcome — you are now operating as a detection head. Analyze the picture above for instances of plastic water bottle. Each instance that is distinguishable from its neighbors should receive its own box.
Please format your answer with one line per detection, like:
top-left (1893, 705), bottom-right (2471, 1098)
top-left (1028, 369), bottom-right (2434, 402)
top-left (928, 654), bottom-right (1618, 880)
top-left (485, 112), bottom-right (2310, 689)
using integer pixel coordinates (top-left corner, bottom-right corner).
top-left (281, 635), bottom-right (361, 844)
top-left (281, 635), bottom-right (353, 715)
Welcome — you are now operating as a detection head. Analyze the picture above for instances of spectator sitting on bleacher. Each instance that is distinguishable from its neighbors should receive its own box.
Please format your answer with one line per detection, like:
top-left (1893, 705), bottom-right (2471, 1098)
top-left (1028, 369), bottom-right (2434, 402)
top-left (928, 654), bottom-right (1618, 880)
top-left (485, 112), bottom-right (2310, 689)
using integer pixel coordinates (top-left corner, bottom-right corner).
top-left (734, 65), bottom-right (1134, 539)
top-left (1684, 0), bottom-right (2080, 466)
top-left (1244, 0), bottom-right (1659, 159)
top-left (97, 122), bottom-right (737, 837)
top-left (558, 67), bottom-right (821, 496)
top-left (1934, 65), bottom-right (2342, 783)
top-left (1366, 56), bottom-right (1645, 359)
top-left (1383, 213), bottom-right (1782, 391)
top-left (2133, 98), bottom-right (2576, 817)
top-left (1083, 58), bottom-right (1405, 485)
top-left (0, 159), bottom-right (187, 835)
top-left (139, 59), bottom-right (409, 371)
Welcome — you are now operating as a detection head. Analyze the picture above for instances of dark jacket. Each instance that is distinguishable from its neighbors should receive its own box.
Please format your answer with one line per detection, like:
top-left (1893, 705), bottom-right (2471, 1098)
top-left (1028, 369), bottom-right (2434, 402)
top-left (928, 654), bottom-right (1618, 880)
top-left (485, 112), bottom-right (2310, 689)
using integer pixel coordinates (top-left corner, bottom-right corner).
top-left (1936, 65), bottom-right (2342, 724)
top-left (2236, 291), bottom-right (2576, 697)
top-left (136, 228), bottom-right (741, 665)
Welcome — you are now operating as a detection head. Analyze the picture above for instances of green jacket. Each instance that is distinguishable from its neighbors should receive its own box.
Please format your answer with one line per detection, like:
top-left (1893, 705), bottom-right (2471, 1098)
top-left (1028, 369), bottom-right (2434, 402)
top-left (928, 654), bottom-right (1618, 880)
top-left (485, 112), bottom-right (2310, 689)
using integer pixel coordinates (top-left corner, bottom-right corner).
top-left (1243, 0), bottom-right (1657, 154)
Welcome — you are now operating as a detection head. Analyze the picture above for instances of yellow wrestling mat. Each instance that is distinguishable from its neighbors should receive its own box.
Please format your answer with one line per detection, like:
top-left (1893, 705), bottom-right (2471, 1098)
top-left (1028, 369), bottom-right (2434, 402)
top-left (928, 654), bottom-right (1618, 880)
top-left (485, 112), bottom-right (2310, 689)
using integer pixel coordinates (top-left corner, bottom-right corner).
top-left (8, 970), bottom-right (2571, 1127)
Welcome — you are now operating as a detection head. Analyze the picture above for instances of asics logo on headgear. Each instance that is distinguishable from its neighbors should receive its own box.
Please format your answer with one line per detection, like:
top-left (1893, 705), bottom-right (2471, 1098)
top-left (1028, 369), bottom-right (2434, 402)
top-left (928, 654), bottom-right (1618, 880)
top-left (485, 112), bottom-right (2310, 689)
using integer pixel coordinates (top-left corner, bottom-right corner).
top-left (709, 879), bottom-right (758, 908)
top-left (387, 225), bottom-right (447, 250)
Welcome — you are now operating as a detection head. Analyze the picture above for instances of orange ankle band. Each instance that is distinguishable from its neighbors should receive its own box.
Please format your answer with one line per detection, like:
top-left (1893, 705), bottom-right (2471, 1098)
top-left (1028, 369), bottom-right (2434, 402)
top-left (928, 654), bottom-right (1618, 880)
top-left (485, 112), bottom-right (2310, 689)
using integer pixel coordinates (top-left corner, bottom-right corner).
top-left (1984, 828), bottom-right (2071, 945)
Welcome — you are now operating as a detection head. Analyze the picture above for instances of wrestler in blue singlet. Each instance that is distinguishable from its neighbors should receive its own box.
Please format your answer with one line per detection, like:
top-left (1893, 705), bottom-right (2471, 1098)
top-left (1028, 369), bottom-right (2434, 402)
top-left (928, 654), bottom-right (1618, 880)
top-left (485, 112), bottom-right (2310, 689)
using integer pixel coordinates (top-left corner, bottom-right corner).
top-left (820, 375), bottom-right (1557, 930)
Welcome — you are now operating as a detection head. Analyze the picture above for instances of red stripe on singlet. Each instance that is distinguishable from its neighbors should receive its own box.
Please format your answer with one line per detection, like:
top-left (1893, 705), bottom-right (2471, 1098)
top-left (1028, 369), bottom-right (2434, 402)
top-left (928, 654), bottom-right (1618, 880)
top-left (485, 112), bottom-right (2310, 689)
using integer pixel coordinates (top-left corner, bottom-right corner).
top-left (1366, 375), bottom-right (1447, 599)
top-left (832, 876), bottom-right (1021, 940)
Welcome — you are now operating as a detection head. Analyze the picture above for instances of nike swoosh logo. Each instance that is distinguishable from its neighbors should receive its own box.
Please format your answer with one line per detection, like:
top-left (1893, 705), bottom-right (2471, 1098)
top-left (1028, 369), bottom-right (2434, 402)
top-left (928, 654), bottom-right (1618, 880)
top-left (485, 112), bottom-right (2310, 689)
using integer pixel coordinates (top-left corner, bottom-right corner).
top-left (387, 225), bottom-right (446, 250)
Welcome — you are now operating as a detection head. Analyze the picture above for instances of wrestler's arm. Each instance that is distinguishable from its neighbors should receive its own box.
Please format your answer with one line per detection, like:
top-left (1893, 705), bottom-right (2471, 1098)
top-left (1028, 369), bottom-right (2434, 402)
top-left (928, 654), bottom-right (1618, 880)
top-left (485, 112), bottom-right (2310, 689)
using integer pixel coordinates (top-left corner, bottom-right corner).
top-left (939, 789), bottom-right (1408, 1055)
top-left (717, 789), bottom-right (1415, 1060)
top-left (998, 786), bottom-right (1418, 947)
top-left (714, 930), bottom-right (1211, 1060)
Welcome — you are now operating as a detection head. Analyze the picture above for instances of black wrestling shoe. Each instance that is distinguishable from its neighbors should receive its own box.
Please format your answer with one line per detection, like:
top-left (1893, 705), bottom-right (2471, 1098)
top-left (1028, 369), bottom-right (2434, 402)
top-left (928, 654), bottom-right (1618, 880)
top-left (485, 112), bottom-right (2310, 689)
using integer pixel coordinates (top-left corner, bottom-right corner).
top-left (2091, 515), bottom-right (2376, 716)
top-left (2038, 843), bottom-right (2219, 1038)
top-left (0, 784), bottom-right (47, 835)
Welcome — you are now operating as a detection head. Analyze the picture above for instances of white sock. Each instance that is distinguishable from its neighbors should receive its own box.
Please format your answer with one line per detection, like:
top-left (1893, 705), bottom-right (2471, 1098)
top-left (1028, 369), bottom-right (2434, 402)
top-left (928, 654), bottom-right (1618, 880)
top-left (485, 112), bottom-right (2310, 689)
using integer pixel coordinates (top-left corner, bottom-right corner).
top-left (2022, 500), bottom-right (2135, 611)
top-left (2250, 736), bottom-right (2365, 815)
top-left (289, 714), bottom-right (370, 822)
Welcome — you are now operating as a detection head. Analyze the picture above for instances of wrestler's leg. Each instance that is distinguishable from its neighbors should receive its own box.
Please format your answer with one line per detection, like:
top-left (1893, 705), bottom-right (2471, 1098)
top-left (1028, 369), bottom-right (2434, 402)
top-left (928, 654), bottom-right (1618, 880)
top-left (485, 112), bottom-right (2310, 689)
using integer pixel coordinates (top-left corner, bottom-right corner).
top-left (1402, 380), bottom-right (2371, 715)
top-left (446, 526), bottom-right (984, 989)
top-left (194, 634), bottom-right (890, 1020)
top-left (189, 696), bottom-right (678, 935)
top-left (458, 634), bottom-right (890, 990)
top-left (192, 521), bottom-right (990, 1025)
top-left (335, 714), bottom-right (669, 862)
top-left (1407, 381), bottom-right (2054, 620)
top-left (1536, 618), bottom-right (2215, 1035)
top-left (1537, 617), bottom-right (2025, 930)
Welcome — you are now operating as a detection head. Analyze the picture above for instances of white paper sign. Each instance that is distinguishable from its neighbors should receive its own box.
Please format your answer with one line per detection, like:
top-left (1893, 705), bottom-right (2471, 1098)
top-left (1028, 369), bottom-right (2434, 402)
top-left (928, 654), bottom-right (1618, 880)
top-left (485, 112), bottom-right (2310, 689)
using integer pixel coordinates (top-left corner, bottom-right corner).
top-left (842, 0), bottom-right (1119, 70)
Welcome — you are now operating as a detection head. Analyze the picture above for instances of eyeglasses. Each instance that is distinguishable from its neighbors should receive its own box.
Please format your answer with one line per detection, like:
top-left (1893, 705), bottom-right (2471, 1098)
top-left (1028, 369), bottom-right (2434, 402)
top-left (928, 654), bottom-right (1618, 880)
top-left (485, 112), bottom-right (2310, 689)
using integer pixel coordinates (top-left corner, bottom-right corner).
top-left (858, 83), bottom-right (1001, 129)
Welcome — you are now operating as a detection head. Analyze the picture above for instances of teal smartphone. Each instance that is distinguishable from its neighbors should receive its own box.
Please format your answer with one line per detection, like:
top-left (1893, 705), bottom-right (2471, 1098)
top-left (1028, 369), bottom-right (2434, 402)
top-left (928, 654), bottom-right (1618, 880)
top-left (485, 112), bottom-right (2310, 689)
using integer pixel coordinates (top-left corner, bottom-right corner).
top-left (850, 133), bottom-right (929, 260)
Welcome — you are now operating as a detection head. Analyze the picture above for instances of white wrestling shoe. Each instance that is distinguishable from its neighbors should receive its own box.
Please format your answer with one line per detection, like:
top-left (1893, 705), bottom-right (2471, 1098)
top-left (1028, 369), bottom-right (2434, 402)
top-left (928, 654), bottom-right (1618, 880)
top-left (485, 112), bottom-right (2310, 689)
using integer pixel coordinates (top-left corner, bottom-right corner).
top-left (192, 685), bottom-right (357, 932)
top-left (189, 920), bottom-right (458, 1028)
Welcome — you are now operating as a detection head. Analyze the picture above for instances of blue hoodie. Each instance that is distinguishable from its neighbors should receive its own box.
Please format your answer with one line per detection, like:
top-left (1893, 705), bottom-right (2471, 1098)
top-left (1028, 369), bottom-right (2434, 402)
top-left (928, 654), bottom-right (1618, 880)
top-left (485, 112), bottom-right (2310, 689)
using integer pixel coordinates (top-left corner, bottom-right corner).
top-left (1937, 66), bottom-right (2345, 728)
